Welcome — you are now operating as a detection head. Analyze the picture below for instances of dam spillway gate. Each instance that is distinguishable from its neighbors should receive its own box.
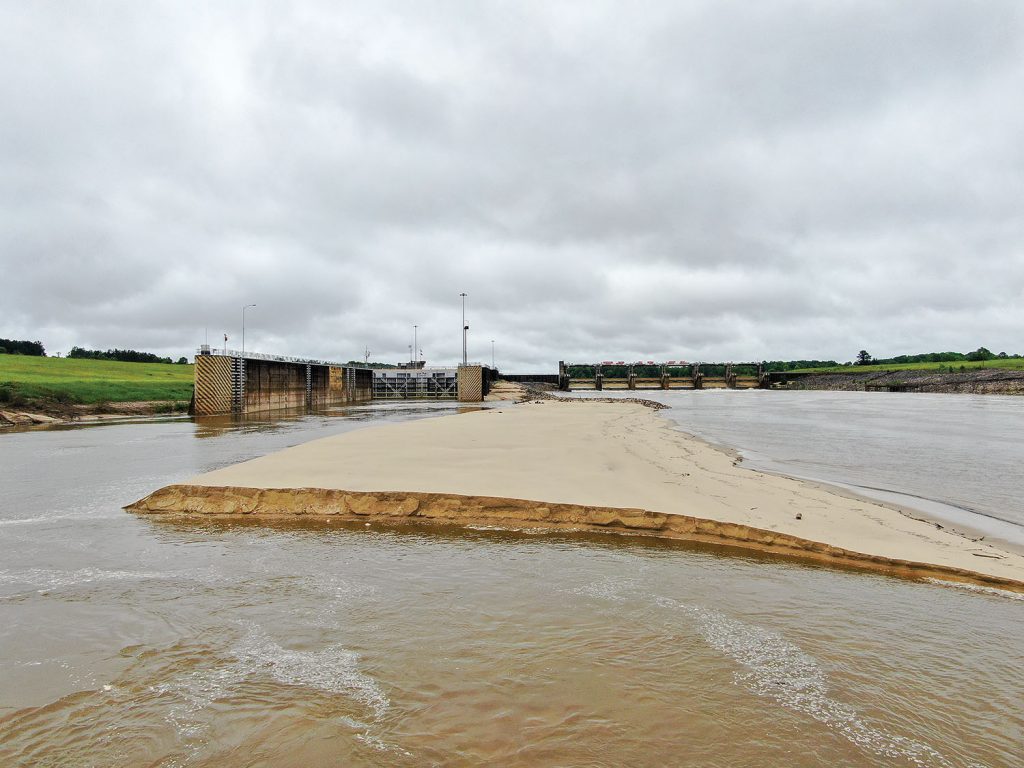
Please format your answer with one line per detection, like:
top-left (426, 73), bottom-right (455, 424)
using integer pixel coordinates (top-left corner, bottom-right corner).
top-left (372, 368), bottom-right (458, 399)
top-left (559, 361), bottom-right (770, 391)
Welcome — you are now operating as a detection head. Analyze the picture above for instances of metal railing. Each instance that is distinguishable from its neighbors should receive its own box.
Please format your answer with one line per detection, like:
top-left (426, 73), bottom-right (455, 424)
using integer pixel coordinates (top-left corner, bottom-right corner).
top-left (196, 347), bottom-right (371, 371)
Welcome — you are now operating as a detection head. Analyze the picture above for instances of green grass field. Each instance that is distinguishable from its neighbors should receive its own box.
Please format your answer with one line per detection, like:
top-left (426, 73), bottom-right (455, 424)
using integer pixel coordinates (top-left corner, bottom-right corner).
top-left (788, 358), bottom-right (1024, 374)
top-left (0, 354), bottom-right (194, 405)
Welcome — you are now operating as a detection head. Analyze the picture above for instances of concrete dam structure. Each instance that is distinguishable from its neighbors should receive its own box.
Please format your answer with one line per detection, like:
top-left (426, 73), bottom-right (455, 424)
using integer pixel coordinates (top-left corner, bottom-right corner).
top-left (193, 348), bottom-right (494, 415)
top-left (558, 361), bottom-right (770, 391)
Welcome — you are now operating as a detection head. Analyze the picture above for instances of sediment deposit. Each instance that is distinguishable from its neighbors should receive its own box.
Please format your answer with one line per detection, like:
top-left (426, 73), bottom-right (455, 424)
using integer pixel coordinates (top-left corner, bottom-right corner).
top-left (127, 400), bottom-right (1024, 590)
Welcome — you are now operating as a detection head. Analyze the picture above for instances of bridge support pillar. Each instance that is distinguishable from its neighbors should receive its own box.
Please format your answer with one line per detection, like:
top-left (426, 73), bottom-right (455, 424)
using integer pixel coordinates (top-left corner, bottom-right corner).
top-left (627, 366), bottom-right (636, 390)
top-left (558, 360), bottom-right (570, 391)
top-left (692, 363), bottom-right (703, 390)
top-left (595, 367), bottom-right (603, 391)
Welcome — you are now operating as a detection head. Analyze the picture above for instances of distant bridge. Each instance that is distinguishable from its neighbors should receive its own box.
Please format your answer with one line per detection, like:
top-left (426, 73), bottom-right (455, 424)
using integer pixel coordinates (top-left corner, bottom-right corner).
top-left (556, 361), bottom-right (770, 391)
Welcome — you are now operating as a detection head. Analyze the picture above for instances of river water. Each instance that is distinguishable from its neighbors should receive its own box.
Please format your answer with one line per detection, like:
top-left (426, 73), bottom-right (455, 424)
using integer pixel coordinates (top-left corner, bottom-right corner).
top-left (1, 396), bottom-right (1022, 766)
top-left (568, 389), bottom-right (1024, 548)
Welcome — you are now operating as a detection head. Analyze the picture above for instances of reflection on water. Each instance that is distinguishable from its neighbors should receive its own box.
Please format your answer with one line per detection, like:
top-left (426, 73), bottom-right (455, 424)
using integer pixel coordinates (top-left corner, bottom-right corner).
top-left (1, 397), bottom-right (1022, 766)
top-left (192, 401), bottom-right (486, 438)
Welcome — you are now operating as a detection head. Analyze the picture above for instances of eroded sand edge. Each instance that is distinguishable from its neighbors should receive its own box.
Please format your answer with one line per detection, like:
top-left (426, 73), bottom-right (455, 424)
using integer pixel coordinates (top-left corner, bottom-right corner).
top-left (125, 399), bottom-right (1024, 591)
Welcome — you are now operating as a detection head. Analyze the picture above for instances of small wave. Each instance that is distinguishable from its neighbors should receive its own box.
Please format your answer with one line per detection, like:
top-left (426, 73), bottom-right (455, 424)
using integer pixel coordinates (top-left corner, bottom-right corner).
top-left (656, 597), bottom-right (952, 768)
top-left (0, 567), bottom-right (170, 590)
top-left (924, 578), bottom-right (1024, 601)
top-left (146, 624), bottom-right (390, 753)
top-left (0, 511), bottom-right (119, 527)
top-left (575, 579), bottom-right (951, 767)
top-left (232, 624), bottom-right (389, 719)
top-left (465, 524), bottom-right (564, 535)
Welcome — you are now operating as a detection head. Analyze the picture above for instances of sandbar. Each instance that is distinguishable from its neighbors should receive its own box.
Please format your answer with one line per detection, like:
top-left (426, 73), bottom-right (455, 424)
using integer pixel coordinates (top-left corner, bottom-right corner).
top-left (127, 399), bottom-right (1024, 590)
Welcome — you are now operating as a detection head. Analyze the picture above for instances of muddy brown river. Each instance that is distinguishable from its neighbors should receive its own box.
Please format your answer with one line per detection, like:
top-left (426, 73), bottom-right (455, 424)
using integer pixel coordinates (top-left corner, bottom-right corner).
top-left (1, 397), bottom-right (1022, 766)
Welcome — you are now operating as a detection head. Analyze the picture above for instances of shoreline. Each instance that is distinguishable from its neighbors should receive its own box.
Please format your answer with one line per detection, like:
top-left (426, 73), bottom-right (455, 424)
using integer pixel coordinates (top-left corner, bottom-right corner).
top-left (764, 473), bottom-right (1024, 557)
top-left (128, 484), bottom-right (1024, 593)
top-left (126, 397), bottom-right (1024, 592)
top-left (555, 389), bottom-right (1024, 556)
top-left (0, 400), bottom-right (190, 429)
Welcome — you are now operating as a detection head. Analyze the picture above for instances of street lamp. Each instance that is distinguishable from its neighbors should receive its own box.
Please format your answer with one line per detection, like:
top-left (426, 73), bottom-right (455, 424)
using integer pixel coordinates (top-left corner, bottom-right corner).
top-left (241, 304), bottom-right (256, 356)
top-left (413, 324), bottom-right (418, 365)
top-left (491, 340), bottom-right (495, 369)
top-left (460, 292), bottom-right (468, 366)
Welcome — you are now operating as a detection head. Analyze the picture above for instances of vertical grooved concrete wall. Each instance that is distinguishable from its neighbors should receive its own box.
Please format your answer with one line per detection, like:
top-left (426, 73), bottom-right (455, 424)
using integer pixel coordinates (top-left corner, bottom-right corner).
top-left (457, 366), bottom-right (483, 402)
top-left (193, 355), bottom-right (233, 415)
top-left (194, 355), bottom-right (374, 416)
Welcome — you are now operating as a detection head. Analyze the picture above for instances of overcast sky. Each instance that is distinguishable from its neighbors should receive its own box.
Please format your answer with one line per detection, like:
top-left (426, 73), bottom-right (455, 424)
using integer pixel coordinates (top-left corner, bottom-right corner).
top-left (2, 1), bottom-right (1022, 369)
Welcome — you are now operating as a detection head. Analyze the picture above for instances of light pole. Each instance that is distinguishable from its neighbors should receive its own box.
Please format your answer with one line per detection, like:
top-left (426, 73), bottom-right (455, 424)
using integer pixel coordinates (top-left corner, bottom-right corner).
top-left (491, 340), bottom-right (495, 369)
top-left (242, 304), bottom-right (255, 356)
top-left (414, 325), bottom-right (418, 365)
top-left (460, 292), bottom-right (468, 366)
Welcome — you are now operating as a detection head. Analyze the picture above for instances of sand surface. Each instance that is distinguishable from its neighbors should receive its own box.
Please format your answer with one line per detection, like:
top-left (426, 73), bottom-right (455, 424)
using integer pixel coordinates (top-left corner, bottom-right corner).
top-left (176, 400), bottom-right (1024, 584)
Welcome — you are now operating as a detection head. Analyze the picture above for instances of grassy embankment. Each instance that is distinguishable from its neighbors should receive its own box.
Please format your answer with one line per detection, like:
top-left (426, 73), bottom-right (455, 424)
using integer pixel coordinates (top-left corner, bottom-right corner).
top-left (0, 354), bottom-right (193, 411)
top-left (788, 359), bottom-right (1024, 374)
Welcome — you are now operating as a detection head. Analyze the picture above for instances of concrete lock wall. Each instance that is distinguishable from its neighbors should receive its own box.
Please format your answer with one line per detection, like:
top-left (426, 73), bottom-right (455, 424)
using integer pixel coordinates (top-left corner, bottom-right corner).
top-left (245, 360), bottom-right (308, 413)
top-left (193, 355), bottom-right (233, 415)
top-left (194, 354), bottom-right (375, 416)
top-left (314, 366), bottom-right (372, 407)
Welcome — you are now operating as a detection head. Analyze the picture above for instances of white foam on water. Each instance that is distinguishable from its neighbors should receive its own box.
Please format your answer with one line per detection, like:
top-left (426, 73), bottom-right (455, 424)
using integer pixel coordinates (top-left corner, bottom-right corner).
top-left (574, 579), bottom-right (952, 768)
top-left (658, 597), bottom-right (953, 768)
top-left (337, 716), bottom-right (411, 756)
top-left (231, 623), bottom-right (390, 720)
top-left (0, 567), bottom-right (170, 590)
top-left (155, 664), bottom-right (247, 742)
top-left (0, 513), bottom-right (79, 526)
top-left (924, 578), bottom-right (1024, 601)
top-left (146, 624), bottom-right (393, 760)
top-left (570, 577), bottom-right (644, 602)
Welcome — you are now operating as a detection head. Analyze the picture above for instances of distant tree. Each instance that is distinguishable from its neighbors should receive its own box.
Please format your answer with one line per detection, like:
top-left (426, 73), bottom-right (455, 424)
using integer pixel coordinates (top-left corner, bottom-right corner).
top-left (966, 347), bottom-right (995, 362)
top-left (855, 350), bottom-right (873, 366)
top-left (346, 360), bottom-right (399, 369)
top-left (0, 338), bottom-right (45, 356)
top-left (68, 347), bottom-right (173, 364)
top-left (176, 356), bottom-right (188, 364)
top-left (998, 352), bottom-right (1009, 359)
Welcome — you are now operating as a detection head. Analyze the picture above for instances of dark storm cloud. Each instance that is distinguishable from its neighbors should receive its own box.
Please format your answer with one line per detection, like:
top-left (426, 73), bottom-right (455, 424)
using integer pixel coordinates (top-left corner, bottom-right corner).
top-left (2, 1), bottom-right (1022, 369)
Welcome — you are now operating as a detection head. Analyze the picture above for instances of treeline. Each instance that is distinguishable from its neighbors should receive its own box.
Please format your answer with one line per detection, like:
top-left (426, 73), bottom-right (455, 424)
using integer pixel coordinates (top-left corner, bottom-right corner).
top-left (0, 338), bottom-right (46, 356)
top-left (344, 361), bottom-right (400, 368)
top-left (762, 360), bottom-right (838, 372)
top-left (68, 347), bottom-right (188, 364)
top-left (856, 347), bottom-right (1020, 366)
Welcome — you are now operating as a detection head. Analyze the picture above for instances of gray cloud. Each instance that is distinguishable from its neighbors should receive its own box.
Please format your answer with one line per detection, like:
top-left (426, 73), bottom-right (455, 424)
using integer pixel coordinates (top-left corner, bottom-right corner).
top-left (2, 0), bottom-right (1023, 370)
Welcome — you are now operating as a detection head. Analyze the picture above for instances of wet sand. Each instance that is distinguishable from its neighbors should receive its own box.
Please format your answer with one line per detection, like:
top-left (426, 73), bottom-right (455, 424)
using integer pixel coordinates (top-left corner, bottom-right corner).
top-left (128, 400), bottom-right (1024, 589)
